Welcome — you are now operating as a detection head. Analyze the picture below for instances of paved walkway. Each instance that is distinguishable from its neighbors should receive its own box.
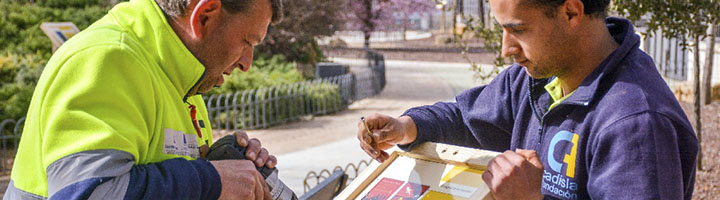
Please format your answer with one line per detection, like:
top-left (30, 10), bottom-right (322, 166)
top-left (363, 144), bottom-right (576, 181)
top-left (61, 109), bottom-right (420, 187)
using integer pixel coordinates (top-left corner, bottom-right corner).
top-left (244, 59), bottom-right (485, 196)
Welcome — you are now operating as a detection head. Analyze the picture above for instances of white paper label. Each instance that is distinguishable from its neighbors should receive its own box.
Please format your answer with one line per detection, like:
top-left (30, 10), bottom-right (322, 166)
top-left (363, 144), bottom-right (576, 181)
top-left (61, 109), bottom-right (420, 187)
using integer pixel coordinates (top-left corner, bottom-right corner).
top-left (163, 128), bottom-right (199, 158)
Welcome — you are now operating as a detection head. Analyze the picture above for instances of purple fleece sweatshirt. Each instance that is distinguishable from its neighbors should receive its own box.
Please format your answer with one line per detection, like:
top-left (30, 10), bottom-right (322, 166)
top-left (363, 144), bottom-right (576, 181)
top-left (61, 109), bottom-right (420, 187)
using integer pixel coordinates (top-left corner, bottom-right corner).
top-left (401, 17), bottom-right (698, 199)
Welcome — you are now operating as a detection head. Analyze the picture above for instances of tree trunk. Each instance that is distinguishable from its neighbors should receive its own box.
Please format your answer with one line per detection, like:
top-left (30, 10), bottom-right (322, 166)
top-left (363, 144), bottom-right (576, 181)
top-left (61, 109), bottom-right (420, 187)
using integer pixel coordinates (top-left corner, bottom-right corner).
top-left (478, 0), bottom-right (485, 27)
top-left (363, 0), bottom-right (372, 49)
top-left (403, 12), bottom-right (407, 41)
top-left (364, 32), bottom-right (371, 49)
top-left (441, 5), bottom-right (447, 33)
top-left (704, 23), bottom-right (716, 104)
top-left (693, 35), bottom-right (703, 171)
top-left (452, 0), bottom-right (458, 35)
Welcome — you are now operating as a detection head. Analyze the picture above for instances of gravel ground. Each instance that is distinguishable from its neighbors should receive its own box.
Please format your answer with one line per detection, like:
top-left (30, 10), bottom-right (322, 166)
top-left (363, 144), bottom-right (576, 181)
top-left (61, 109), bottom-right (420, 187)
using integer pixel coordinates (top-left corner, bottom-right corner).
top-left (680, 102), bottom-right (720, 199)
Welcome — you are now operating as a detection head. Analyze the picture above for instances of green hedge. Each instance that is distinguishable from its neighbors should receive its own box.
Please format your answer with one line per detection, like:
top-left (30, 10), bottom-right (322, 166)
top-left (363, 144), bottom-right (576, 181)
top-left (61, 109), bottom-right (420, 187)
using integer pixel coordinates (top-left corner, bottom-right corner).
top-left (0, 1), bottom-right (111, 58)
top-left (0, 53), bottom-right (46, 121)
top-left (207, 55), bottom-right (345, 129)
top-left (207, 55), bottom-right (305, 95)
top-left (0, 1), bottom-right (110, 121)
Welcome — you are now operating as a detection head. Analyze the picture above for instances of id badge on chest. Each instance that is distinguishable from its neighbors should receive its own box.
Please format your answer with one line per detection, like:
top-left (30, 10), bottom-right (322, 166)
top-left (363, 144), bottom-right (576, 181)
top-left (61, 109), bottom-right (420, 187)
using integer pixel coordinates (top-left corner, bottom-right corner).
top-left (163, 128), bottom-right (200, 158)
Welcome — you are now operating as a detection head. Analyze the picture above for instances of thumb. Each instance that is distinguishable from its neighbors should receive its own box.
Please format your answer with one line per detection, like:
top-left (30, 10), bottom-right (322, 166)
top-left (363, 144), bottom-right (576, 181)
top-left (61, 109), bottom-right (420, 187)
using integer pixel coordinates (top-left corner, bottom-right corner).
top-left (516, 149), bottom-right (543, 169)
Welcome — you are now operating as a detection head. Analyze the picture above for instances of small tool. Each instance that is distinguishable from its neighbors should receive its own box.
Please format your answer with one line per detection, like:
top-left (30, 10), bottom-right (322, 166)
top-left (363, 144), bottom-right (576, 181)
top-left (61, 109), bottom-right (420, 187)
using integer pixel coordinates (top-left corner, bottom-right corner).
top-left (361, 116), bottom-right (378, 156)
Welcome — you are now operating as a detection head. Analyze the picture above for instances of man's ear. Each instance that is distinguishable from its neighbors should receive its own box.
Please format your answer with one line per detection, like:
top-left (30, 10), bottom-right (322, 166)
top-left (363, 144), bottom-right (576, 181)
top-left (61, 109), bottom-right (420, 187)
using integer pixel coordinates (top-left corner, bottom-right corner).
top-left (189, 0), bottom-right (222, 39)
top-left (562, 0), bottom-right (584, 28)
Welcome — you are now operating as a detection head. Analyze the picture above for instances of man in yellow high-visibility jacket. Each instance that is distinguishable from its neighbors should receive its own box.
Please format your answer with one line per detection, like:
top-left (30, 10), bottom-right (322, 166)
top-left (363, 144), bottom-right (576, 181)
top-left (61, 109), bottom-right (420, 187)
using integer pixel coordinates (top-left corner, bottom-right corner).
top-left (5, 0), bottom-right (283, 199)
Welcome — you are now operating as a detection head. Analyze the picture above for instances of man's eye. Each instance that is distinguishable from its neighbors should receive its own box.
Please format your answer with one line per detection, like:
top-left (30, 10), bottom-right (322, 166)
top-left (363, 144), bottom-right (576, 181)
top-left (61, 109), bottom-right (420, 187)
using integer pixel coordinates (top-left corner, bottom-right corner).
top-left (512, 29), bottom-right (524, 34)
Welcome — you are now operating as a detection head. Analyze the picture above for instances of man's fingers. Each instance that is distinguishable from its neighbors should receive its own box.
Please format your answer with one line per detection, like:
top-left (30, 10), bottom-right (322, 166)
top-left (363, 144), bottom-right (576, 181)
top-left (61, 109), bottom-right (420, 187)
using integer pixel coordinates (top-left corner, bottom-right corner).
top-left (501, 150), bottom-right (527, 165)
top-left (255, 148), bottom-right (269, 167)
top-left (516, 149), bottom-right (543, 169)
top-left (515, 149), bottom-right (537, 159)
top-left (246, 138), bottom-right (262, 160)
top-left (482, 169), bottom-right (494, 188)
top-left (266, 155), bottom-right (277, 168)
top-left (377, 151), bottom-right (390, 162)
top-left (359, 141), bottom-right (379, 159)
top-left (262, 177), bottom-right (271, 200)
top-left (199, 144), bottom-right (210, 158)
top-left (491, 153), bottom-right (512, 172)
top-left (358, 114), bottom-right (401, 162)
top-left (233, 131), bottom-right (249, 147)
top-left (254, 174), bottom-right (263, 200)
top-left (263, 184), bottom-right (272, 199)
top-left (360, 133), bottom-right (380, 156)
top-left (484, 157), bottom-right (500, 191)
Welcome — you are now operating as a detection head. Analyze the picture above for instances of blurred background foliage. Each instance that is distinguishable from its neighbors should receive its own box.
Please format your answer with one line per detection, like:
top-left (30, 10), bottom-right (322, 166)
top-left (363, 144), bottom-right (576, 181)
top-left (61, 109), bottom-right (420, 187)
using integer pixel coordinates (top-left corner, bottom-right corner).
top-left (206, 55), bottom-right (305, 95)
top-left (0, 0), bottom-right (111, 120)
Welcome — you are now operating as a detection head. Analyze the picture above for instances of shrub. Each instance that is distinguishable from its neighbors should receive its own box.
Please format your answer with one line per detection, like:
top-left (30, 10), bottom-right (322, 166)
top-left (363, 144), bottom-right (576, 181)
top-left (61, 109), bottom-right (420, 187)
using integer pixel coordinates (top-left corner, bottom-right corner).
top-left (204, 55), bottom-right (348, 129)
top-left (0, 53), bottom-right (47, 121)
top-left (0, 1), bottom-right (111, 58)
top-left (208, 80), bottom-right (345, 130)
top-left (207, 55), bottom-right (304, 95)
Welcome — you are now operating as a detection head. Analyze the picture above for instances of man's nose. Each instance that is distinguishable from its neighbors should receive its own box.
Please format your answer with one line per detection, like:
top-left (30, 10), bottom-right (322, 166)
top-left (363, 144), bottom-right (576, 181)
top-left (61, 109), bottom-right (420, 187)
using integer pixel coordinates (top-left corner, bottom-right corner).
top-left (238, 51), bottom-right (254, 72)
top-left (501, 31), bottom-right (520, 58)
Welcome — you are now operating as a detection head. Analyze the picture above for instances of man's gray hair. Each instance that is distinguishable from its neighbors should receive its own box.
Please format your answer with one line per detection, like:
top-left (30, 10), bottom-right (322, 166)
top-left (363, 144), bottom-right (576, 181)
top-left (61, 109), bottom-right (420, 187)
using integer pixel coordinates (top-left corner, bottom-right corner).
top-left (156, 0), bottom-right (284, 24)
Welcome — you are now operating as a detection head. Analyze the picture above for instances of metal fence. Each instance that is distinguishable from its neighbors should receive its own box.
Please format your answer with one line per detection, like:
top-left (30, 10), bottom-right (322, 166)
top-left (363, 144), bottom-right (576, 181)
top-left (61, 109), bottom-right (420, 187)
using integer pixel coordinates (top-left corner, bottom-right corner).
top-left (642, 28), bottom-right (690, 81)
top-left (0, 117), bottom-right (24, 173)
top-left (204, 50), bottom-right (386, 130)
top-left (302, 159), bottom-right (372, 194)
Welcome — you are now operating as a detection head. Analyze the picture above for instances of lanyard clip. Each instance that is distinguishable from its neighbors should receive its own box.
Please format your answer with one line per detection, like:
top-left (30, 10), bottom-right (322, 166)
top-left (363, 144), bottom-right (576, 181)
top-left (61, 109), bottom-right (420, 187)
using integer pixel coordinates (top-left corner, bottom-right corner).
top-left (188, 104), bottom-right (203, 138)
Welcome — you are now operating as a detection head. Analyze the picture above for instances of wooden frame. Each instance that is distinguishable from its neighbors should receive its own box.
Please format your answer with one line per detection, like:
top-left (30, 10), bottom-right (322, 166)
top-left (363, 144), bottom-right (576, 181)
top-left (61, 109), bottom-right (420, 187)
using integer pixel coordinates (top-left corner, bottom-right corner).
top-left (336, 142), bottom-right (500, 200)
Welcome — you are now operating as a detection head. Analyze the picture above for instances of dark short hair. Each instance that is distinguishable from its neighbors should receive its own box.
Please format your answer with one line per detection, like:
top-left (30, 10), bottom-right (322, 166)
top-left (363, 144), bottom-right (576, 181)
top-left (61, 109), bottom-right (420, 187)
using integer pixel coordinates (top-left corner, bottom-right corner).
top-left (156, 0), bottom-right (283, 24)
top-left (524, 0), bottom-right (609, 18)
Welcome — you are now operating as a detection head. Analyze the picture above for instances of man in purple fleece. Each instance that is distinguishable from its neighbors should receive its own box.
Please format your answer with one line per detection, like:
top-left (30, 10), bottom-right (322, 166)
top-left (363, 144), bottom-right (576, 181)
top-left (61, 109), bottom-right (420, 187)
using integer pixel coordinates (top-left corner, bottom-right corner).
top-left (357, 0), bottom-right (698, 199)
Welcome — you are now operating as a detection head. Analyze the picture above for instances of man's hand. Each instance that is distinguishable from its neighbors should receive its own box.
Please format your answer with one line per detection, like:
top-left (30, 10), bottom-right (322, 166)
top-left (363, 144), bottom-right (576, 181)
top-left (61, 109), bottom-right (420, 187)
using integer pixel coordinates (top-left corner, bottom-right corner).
top-left (232, 130), bottom-right (277, 168)
top-left (357, 114), bottom-right (417, 162)
top-left (482, 149), bottom-right (544, 200)
top-left (211, 160), bottom-right (270, 200)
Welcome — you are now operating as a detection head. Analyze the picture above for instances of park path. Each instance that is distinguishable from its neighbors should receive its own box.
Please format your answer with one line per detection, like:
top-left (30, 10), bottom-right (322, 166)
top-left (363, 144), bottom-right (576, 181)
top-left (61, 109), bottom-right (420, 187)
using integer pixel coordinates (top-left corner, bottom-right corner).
top-left (230, 59), bottom-right (483, 196)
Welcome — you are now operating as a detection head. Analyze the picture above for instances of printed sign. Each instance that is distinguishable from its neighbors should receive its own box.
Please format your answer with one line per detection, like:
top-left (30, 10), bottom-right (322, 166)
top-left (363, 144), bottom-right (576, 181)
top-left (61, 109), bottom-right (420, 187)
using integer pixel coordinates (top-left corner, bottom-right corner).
top-left (337, 143), bottom-right (500, 200)
top-left (40, 22), bottom-right (80, 52)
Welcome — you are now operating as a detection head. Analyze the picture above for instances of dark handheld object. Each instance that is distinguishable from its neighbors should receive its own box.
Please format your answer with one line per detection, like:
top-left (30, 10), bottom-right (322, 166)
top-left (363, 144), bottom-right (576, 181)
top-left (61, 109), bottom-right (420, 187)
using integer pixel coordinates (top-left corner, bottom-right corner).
top-left (206, 134), bottom-right (274, 177)
top-left (206, 134), bottom-right (298, 200)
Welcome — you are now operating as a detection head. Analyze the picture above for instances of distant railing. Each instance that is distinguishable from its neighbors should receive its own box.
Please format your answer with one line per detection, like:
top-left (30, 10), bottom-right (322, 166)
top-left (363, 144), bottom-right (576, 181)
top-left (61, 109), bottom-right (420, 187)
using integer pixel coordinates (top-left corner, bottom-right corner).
top-left (302, 159), bottom-right (372, 196)
top-left (205, 50), bottom-right (386, 130)
top-left (642, 28), bottom-right (689, 81)
top-left (0, 117), bottom-right (24, 173)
